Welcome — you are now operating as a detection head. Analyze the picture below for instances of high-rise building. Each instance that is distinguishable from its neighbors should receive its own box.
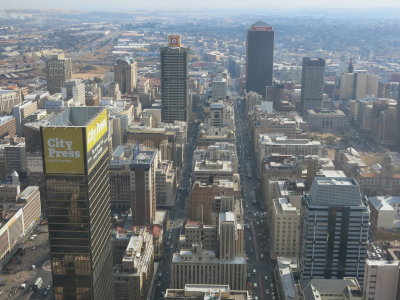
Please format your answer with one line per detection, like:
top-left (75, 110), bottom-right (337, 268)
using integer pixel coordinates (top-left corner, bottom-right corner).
top-left (160, 35), bottom-right (189, 123)
top-left (114, 58), bottom-right (137, 94)
top-left (41, 107), bottom-right (113, 300)
top-left (300, 57), bottom-right (325, 116)
top-left (45, 54), bottom-right (72, 94)
top-left (396, 85), bottom-right (400, 151)
top-left (62, 79), bottom-right (86, 106)
top-left (109, 145), bottom-right (157, 225)
top-left (246, 21), bottom-right (274, 98)
top-left (299, 177), bottom-right (370, 283)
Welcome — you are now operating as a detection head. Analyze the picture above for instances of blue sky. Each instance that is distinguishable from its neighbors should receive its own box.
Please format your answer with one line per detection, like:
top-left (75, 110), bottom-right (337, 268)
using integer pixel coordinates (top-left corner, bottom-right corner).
top-left (2, 0), bottom-right (400, 10)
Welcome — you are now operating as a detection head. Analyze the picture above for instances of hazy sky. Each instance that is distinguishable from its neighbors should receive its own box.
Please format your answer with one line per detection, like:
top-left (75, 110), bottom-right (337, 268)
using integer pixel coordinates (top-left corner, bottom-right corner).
top-left (2, 0), bottom-right (400, 11)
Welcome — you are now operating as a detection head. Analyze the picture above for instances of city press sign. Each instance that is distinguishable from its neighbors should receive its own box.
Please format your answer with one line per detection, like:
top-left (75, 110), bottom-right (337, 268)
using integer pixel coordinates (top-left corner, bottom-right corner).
top-left (43, 127), bottom-right (85, 174)
top-left (86, 109), bottom-right (108, 151)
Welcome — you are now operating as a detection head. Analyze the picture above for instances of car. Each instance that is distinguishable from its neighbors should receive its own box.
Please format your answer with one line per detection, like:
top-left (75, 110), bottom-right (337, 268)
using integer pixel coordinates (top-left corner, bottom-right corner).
top-left (32, 265), bottom-right (36, 270)
top-left (266, 289), bottom-right (270, 294)
top-left (43, 290), bottom-right (48, 296)
top-left (32, 247), bottom-right (36, 251)
top-left (253, 269), bottom-right (256, 274)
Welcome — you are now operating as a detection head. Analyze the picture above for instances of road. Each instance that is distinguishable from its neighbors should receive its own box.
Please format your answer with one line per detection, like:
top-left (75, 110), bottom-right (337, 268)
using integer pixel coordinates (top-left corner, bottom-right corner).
top-left (154, 120), bottom-right (200, 299)
top-left (233, 97), bottom-right (278, 300)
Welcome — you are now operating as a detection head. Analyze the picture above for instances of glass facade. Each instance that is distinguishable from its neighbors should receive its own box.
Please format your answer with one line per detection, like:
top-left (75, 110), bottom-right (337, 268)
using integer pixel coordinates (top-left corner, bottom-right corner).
top-left (46, 153), bottom-right (113, 300)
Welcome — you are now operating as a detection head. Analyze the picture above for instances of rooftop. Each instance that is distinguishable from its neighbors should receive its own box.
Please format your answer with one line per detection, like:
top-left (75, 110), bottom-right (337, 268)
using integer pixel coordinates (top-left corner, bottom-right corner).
top-left (48, 107), bottom-right (105, 127)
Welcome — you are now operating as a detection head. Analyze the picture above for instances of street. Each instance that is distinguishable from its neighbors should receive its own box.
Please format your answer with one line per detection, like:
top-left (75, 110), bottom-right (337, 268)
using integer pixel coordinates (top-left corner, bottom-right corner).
top-left (154, 120), bottom-right (200, 299)
top-left (234, 98), bottom-right (278, 300)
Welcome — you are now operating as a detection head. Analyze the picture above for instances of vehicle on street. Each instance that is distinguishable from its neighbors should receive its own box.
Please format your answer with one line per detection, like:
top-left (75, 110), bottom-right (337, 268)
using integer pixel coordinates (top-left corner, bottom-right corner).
top-left (33, 277), bottom-right (43, 292)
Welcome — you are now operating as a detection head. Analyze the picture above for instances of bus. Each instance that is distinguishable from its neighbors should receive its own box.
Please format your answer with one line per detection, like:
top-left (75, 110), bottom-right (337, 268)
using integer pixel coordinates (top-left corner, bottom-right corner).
top-left (32, 277), bottom-right (43, 292)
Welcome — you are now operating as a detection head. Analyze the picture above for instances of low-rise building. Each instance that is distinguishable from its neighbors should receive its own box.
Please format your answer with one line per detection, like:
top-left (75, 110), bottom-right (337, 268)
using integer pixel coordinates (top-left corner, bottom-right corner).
top-left (368, 196), bottom-right (400, 231)
top-left (165, 284), bottom-right (250, 300)
top-left (0, 184), bottom-right (41, 269)
top-left (306, 108), bottom-right (349, 132)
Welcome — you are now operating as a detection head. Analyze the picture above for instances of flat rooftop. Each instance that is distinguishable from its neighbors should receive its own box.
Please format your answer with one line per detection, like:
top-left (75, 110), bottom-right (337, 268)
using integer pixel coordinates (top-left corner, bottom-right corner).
top-left (48, 107), bottom-right (105, 127)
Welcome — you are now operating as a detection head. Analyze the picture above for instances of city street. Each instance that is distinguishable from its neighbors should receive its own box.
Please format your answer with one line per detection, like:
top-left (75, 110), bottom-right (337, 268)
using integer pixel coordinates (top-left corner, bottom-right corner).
top-left (234, 98), bottom-right (278, 300)
top-left (154, 121), bottom-right (199, 300)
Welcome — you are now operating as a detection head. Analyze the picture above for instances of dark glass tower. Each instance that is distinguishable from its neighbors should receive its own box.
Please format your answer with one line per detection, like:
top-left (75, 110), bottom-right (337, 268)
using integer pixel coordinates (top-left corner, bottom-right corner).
top-left (41, 107), bottom-right (112, 300)
top-left (300, 57), bottom-right (325, 116)
top-left (246, 21), bottom-right (274, 98)
top-left (161, 35), bottom-right (189, 123)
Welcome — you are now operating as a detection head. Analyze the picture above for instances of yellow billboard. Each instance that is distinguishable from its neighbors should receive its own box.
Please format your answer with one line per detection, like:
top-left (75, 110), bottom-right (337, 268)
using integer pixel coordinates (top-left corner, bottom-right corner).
top-left (43, 127), bottom-right (85, 174)
top-left (86, 109), bottom-right (108, 151)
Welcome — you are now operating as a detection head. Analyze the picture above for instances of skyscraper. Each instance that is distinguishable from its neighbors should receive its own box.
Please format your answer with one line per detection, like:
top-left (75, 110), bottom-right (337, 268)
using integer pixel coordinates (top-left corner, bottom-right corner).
top-left (41, 107), bottom-right (113, 300)
top-left (160, 35), bottom-right (189, 123)
top-left (299, 177), bottom-right (369, 283)
top-left (114, 58), bottom-right (137, 94)
top-left (300, 57), bottom-right (325, 116)
top-left (395, 85), bottom-right (400, 151)
top-left (246, 21), bottom-right (274, 98)
top-left (46, 54), bottom-right (72, 94)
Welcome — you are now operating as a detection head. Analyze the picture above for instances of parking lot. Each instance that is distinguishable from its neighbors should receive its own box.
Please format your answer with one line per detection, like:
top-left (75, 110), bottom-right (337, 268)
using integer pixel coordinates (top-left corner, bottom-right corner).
top-left (0, 224), bottom-right (53, 300)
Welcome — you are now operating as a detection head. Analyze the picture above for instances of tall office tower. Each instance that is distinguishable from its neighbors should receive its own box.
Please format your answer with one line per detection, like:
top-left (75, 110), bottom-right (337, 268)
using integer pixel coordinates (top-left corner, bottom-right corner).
top-left (246, 21), bottom-right (274, 98)
top-left (114, 58), bottom-right (137, 94)
top-left (62, 79), bottom-right (86, 106)
top-left (160, 35), bottom-right (189, 123)
top-left (41, 107), bottom-right (113, 300)
top-left (46, 54), bottom-right (72, 94)
top-left (299, 177), bottom-right (370, 283)
top-left (300, 57), bottom-right (325, 116)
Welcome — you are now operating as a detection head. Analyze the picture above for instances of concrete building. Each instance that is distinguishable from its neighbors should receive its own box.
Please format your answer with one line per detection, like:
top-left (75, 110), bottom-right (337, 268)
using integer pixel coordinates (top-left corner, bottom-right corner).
top-left (306, 109), bottom-right (349, 132)
top-left (197, 125), bottom-right (235, 147)
top-left (126, 122), bottom-right (186, 170)
top-left (271, 198), bottom-right (300, 258)
top-left (300, 58), bottom-right (325, 116)
top-left (4, 138), bottom-right (26, 176)
top-left (114, 58), bottom-right (137, 94)
top-left (368, 196), bottom-right (400, 231)
top-left (245, 91), bottom-right (263, 114)
top-left (193, 142), bottom-right (238, 172)
top-left (299, 177), bottom-right (370, 283)
top-left (171, 212), bottom-right (246, 290)
top-left (0, 116), bottom-right (16, 139)
top-left (161, 36), bottom-right (189, 123)
top-left (113, 227), bottom-right (154, 300)
top-left (165, 284), bottom-right (250, 300)
top-left (257, 134), bottom-right (321, 176)
top-left (45, 54), bottom-right (72, 94)
top-left (261, 155), bottom-right (304, 207)
top-left (109, 145), bottom-right (157, 225)
top-left (297, 277), bottom-right (362, 300)
top-left (371, 99), bottom-right (397, 146)
top-left (211, 79), bottom-right (227, 100)
top-left (187, 180), bottom-right (240, 225)
top-left (0, 89), bottom-right (22, 115)
top-left (193, 160), bottom-right (235, 183)
top-left (12, 100), bottom-right (38, 136)
top-left (0, 184), bottom-right (41, 270)
top-left (204, 100), bottom-right (235, 128)
top-left (246, 21), bottom-right (274, 98)
top-left (155, 160), bottom-right (177, 207)
top-left (363, 255), bottom-right (400, 300)
top-left (62, 79), bottom-right (86, 106)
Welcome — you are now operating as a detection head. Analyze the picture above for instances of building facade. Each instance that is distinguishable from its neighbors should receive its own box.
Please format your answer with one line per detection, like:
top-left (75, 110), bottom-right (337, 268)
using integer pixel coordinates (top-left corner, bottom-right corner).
top-left (246, 21), bottom-right (274, 98)
top-left (161, 36), bottom-right (189, 123)
top-left (300, 58), bottom-right (325, 116)
top-left (114, 58), bottom-right (137, 94)
top-left (299, 177), bottom-right (370, 283)
top-left (45, 54), bottom-right (72, 94)
top-left (41, 107), bottom-right (113, 300)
